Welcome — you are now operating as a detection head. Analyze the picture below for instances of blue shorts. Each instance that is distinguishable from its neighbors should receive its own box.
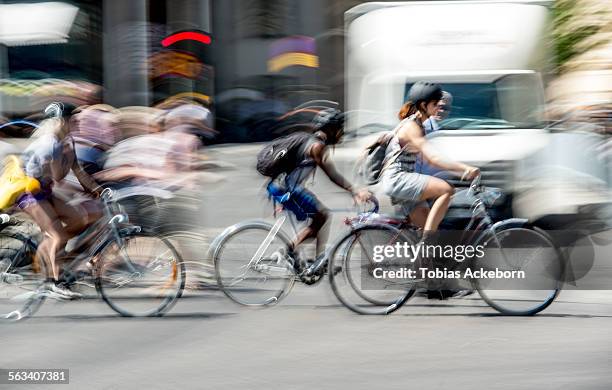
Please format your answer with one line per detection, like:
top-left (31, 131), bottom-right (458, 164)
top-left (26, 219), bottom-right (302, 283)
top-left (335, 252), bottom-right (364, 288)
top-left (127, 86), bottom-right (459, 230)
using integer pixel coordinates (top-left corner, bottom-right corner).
top-left (266, 182), bottom-right (323, 221)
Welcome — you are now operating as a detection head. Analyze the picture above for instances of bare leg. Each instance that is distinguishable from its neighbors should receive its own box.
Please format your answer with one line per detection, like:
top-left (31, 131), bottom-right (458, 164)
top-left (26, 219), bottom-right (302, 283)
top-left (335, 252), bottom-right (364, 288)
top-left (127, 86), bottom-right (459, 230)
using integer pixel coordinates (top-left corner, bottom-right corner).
top-left (23, 200), bottom-right (69, 281)
top-left (50, 195), bottom-right (89, 236)
top-left (290, 211), bottom-right (329, 254)
top-left (418, 177), bottom-right (454, 234)
top-left (314, 214), bottom-right (330, 257)
top-left (409, 205), bottom-right (430, 230)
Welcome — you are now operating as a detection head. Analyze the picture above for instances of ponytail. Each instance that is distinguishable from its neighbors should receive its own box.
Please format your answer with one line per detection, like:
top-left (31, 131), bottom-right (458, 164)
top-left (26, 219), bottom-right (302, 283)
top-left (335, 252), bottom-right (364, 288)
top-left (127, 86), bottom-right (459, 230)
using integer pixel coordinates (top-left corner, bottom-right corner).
top-left (398, 101), bottom-right (417, 120)
top-left (397, 100), bottom-right (420, 121)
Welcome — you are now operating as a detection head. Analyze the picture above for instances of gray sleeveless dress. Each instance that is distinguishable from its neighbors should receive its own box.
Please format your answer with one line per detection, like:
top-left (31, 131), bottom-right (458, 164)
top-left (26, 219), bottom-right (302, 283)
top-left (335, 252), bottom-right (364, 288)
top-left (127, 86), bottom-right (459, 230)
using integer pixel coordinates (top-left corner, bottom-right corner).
top-left (380, 116), bottom-right (430, 215)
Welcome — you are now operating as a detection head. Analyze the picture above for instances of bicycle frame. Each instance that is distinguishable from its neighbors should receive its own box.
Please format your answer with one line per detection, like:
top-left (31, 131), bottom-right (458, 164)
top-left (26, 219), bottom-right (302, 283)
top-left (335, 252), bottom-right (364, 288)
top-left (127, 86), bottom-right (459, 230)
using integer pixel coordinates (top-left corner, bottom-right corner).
top-left (57, 189), bottom-right (142, 281)
top-left (212, 197), bottom-right (365, 285)
top-left (341, 175), bottom-right (528, 273)
top-left (460, 179), bottom-right (529, 267)
top-left (243, 212), bottom-right (292, 273)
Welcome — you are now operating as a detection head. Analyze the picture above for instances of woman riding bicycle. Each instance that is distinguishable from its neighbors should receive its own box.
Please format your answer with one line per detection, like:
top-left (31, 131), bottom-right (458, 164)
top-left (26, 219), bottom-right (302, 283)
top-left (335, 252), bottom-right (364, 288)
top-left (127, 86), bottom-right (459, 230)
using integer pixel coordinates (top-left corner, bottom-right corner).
top-left (19, 103), bottom-right (102, 298)
top-left (381, 82), bottom-right (479, 236)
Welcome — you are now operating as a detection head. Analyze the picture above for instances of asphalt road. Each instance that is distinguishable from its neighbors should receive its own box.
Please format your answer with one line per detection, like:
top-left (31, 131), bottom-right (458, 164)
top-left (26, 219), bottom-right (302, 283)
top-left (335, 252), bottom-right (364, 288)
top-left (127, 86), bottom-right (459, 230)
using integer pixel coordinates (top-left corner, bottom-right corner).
top-left (2, 288), bottom-right (611, 390)
top-left (1, 143), bottom-right (612, 389)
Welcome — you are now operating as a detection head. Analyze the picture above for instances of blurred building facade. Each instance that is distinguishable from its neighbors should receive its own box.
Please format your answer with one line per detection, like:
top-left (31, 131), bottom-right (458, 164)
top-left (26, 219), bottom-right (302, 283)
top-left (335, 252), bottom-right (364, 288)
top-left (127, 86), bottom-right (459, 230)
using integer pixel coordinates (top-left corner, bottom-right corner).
top-left (0, 0), bottom-right (367, 137)
top-left (4, 0), bottom-right (607, 140)
top-left (548, 0), bottom-right (612, 132)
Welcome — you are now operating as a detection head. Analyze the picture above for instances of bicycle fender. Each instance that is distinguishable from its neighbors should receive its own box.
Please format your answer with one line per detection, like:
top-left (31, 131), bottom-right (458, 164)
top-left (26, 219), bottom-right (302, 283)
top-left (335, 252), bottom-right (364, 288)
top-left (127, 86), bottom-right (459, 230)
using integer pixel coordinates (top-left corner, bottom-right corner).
top-left (490, 218), bottom-right (529, 233)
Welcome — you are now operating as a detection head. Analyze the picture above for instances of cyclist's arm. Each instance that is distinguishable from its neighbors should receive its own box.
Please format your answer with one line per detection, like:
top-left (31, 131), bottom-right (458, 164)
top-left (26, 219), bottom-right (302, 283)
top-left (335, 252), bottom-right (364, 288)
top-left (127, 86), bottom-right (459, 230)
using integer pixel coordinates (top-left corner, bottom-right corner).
top-left (398, 122), bottom-right (471, 176)
top-left (310, 142), bottom-right (354, 193)
top-left (93, 166), bottom-right (168, 182)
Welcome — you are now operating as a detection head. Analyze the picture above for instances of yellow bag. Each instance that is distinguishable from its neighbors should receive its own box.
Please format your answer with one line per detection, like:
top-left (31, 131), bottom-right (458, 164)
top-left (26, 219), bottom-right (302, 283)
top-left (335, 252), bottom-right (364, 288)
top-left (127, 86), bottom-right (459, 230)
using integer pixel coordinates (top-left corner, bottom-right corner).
top-left (0, 155), bottom-right (41, 209)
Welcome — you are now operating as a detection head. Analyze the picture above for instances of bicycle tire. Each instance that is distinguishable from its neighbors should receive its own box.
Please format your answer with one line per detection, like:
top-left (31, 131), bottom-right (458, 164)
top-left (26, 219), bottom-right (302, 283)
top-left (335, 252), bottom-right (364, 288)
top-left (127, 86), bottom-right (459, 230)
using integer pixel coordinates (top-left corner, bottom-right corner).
top-left (0, 233), bottom-right (46, 322)
top-left (95, 232), bottom-right (186, 317)
top-left (212, 221), bottom-right (295, 306)
top-left (471, 226), bottom-right (563, 316)
top-left (328, 224), bottom-right (416, 315)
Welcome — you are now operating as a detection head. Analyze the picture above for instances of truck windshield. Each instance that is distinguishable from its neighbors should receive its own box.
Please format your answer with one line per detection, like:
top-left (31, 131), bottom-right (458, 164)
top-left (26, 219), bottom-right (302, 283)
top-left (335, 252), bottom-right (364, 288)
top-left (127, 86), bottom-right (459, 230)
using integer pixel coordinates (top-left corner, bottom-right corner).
top-left (405, 76), bottom-right (546, 130)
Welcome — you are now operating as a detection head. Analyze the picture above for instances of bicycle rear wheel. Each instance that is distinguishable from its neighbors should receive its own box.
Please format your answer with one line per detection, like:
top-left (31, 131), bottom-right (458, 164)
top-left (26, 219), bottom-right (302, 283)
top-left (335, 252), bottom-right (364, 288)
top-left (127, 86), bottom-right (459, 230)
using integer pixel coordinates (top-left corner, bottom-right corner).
top-left (0, 233), bottom-right (46, 321)
top-left (213, 221), bottom-right (295, 306)
top-left (329, 224), bottom-right (416, 315)
top-left (472, 226), bottom-right (563, 315)
top-left (96, 233), bottom-right (186, 317)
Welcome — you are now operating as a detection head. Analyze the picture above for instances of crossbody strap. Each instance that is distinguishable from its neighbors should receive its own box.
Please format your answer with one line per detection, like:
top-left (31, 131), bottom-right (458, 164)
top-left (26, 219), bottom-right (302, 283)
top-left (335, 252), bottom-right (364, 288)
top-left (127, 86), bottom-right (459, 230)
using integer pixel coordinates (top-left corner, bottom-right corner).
top-left (379, 118), bottom-right (411, 176)
top-left (381, 114), bottom-right (428, 176)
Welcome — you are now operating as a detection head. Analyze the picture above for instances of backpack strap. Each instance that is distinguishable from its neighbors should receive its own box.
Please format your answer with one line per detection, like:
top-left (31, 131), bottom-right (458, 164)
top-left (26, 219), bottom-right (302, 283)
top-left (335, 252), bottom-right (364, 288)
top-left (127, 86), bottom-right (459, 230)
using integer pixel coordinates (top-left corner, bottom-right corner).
top-left (378, 122), bottom-right (408, 177)
top-left (380, 114), bottom-right (428, 177)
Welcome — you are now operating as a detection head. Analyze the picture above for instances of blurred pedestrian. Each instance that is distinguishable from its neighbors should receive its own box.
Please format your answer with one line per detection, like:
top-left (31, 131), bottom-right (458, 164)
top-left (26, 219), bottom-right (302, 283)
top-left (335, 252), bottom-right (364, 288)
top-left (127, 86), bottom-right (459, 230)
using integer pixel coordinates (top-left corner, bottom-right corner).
top-left (423, 91), bottom-right (453, 135)
top-left (72, 104), bottom-right (120, 175)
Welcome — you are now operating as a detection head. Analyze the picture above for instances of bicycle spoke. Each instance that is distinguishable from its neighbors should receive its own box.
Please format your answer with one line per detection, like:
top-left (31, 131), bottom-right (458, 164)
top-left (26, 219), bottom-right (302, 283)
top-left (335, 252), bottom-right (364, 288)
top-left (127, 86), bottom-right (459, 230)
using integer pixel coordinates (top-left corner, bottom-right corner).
top-left (214, 223), bottom-right (294, 306)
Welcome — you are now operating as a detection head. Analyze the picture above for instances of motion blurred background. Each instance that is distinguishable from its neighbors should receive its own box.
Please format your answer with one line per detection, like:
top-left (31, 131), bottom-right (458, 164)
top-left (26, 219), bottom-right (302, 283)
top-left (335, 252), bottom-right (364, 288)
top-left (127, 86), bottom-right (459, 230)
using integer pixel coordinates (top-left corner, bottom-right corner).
top-left (0, 3), bottom-right (611, 388)
top-left (0, 0), bottom-right (610, 285)
top-left (0, 0), bottom-right (609, 139)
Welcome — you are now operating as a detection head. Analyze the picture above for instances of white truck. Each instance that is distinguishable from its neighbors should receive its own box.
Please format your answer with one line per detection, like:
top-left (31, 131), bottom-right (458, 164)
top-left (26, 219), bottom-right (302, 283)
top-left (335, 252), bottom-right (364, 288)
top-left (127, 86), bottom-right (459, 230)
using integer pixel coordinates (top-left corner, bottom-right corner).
top-left (342, 0), bottom-right (610, 225)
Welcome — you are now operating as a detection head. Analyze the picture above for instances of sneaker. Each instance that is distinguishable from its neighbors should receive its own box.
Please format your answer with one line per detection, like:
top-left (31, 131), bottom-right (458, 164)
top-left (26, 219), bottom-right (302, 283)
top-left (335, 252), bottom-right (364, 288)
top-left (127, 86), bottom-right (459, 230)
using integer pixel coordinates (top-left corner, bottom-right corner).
top-left (35, 282), bottom-right (70, 300)
top-left (61, 270), bottom-right (94, 288)
top-left (300, 254), bottom-right (343, 277)
top-left (49, 281), bottom-right (82, 300)
top-left (426, 289), bottom-right (454, 300)
top-left (268, 248), bottom-right (301, 273)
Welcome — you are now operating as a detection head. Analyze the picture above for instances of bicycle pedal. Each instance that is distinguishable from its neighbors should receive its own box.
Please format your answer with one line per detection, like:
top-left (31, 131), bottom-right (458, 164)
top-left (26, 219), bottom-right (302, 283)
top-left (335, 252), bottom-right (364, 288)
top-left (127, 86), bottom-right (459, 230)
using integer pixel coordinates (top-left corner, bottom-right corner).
top-left (304, 267), bottom-right (316, 277)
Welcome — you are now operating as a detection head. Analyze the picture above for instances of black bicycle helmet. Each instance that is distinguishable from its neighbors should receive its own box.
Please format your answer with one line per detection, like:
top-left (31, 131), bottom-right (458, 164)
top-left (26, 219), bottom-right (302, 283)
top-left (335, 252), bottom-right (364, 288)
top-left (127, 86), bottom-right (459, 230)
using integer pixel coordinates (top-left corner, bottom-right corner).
top-left (312, 108), bottom-right (345, 144)
top-left (408, 82), bottom-right (443, 104)
top-left (312, 108), bottom-right (345, 131)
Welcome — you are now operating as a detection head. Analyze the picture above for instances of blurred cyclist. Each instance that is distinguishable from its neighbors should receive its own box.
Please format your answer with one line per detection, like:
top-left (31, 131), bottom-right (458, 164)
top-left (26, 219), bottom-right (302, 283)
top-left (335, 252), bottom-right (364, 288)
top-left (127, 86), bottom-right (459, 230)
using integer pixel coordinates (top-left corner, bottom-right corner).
top-left (266, 109), bottom-right (371, 273)
top-left (19, 103), bottom-right (101, 298)
top-left (94, 100), bottom-right (209, 237)
top-left (96, 99), bottom-right (208, 187)
top-left (383, 84), bottom-right (476, 299)
top-left (423, 91), bottom-right (452, 135)
top-left (381, 82), bottom-right (478, 236)
top-left (72, 104), bottom-right (120, 175)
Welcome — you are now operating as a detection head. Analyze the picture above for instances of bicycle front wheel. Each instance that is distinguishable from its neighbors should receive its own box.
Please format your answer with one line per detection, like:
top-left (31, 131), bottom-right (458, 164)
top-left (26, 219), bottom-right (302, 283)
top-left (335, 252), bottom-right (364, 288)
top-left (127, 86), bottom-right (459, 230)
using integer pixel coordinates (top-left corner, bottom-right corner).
top-left (472, 226), bottom-right (563, 316)
top-left (329, 224), bottom-right (416, 315)
top-left (213, 222), bottom-right (295, 306)
top-left (0, 229), bottom-right (46, 322)
top-left (96, 233), bottom-right (186, 317)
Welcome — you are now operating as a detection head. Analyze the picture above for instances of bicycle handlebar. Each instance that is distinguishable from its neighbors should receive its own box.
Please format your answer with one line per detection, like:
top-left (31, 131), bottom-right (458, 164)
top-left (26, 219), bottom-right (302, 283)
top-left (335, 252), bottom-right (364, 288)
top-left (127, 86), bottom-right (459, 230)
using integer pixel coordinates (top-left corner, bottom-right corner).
top-left (470, 172), bottom-right (482, 189)
top-left (100, 187), bottom-right (115, 202)
top-left (365, 196), bottom-right (379, 214)
top-left (466, 173), bottom-right (483, 199)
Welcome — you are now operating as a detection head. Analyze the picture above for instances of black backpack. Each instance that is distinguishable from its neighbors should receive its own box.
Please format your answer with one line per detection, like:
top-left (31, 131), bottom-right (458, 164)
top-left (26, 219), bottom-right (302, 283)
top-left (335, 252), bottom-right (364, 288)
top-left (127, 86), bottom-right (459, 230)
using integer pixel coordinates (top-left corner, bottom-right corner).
top-left (356, 118), bottom-right (412, 185)
top-left (256, 132), bottom-right (314, 178)
top-left (356, 131), bottom-right (395, 185)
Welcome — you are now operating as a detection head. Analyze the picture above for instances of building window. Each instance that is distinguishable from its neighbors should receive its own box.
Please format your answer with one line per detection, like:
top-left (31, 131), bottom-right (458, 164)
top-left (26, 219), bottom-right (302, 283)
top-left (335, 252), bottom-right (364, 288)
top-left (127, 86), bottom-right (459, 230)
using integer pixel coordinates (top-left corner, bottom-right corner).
top-left (238, 0), bottom-right (291, 39)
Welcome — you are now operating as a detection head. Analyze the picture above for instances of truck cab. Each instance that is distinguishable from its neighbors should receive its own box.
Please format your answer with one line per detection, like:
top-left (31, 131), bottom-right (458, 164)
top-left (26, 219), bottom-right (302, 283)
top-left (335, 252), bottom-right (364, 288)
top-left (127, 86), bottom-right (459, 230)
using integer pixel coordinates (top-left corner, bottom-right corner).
top-left (344, 0), bottom-right (554, 222)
